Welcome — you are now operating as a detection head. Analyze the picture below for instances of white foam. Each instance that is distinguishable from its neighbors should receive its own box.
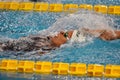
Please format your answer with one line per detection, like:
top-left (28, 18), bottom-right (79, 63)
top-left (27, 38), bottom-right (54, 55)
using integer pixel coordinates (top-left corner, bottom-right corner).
top-left (39, 10), bottom-right (114, 36)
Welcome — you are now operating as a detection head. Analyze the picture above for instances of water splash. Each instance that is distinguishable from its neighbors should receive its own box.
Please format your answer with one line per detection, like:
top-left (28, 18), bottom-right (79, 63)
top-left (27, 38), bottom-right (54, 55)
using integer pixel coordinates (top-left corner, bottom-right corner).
top-left (0, 10), bottom-right (119, 64)
top-left (40, 10), bottom-right (115, 36)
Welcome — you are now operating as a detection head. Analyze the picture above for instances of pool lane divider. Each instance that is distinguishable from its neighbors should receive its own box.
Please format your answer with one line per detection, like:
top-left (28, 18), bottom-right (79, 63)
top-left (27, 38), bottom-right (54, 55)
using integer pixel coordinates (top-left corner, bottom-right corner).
top-left (0, 2), bottom-right (120, 15)
top-left (0, 59), bottom-right (120, 78)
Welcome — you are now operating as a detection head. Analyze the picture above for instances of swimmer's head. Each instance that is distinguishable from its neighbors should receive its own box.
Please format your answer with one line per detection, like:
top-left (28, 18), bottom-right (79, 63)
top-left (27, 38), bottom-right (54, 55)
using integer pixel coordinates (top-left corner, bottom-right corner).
top-left (49, 31), bottom-right (73, 47)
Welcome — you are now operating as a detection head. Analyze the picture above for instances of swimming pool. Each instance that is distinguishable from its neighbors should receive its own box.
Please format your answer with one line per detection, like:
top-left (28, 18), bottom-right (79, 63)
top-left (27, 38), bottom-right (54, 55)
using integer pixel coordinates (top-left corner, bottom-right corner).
top-left (0, 1), bottom-right (120, 80)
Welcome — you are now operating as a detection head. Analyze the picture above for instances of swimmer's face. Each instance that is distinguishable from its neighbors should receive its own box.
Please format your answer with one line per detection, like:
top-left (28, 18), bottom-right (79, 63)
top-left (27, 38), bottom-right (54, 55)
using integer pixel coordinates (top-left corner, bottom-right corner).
top-left (50, 31), bottom-right (73, 47)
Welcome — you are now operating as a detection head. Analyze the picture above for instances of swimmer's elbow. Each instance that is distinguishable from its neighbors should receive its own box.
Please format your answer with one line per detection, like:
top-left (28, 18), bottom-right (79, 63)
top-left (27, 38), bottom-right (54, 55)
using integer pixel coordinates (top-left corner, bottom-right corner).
top-left (99, 36), bottom-right (117, 41)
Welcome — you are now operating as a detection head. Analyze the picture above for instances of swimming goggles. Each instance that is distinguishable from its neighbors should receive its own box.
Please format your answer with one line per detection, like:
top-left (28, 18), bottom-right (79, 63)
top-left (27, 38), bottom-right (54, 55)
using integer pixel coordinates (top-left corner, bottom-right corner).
top-left (64, 32), bottom-right (69, 40)
top-left (64, 32), bottom-right (68, 38)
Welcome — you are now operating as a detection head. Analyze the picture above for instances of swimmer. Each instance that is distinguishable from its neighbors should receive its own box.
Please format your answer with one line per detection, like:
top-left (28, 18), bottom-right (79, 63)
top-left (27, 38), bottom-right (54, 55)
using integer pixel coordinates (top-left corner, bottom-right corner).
top-left (49, 28), bottom-right (120, 47)
top-left (0, 28), bottom-right (120, 53)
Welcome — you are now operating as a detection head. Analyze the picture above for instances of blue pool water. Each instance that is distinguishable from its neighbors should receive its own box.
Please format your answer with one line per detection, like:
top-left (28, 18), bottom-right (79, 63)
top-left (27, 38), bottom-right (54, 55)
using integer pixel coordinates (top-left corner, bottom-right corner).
top-left (0, 1), bottom-right (120, 80)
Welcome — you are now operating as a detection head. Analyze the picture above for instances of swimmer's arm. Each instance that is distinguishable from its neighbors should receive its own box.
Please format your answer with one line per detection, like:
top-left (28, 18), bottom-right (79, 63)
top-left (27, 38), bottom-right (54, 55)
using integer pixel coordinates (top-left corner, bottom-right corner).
top-left (82, 28), bottom-right (120, 40)
top-left (98, 30), bottom-right (120, 40)
top-left (82, 28), bottom-right (106, 35)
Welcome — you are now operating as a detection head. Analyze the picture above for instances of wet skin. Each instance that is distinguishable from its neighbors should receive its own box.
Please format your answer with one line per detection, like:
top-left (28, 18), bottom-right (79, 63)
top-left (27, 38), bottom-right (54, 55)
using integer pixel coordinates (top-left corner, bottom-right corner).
top-left (49, 29), bottom-right (120, 47)
top-left (86, 29), bottom-right (120, 40)
top-left (99, 30), bottom-right (120, 40)
top-left (50, 31), bottom-right (73, 47)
